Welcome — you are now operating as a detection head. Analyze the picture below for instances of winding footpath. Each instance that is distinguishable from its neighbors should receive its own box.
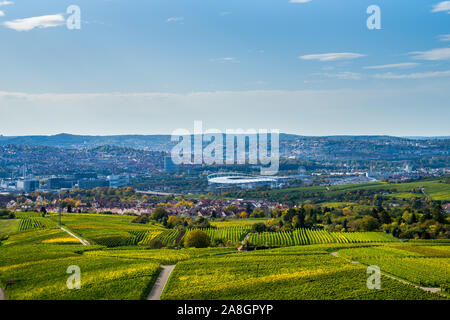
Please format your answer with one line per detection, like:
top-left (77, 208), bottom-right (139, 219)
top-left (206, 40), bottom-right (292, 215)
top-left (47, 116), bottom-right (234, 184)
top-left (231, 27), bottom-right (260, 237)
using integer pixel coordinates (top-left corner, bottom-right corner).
top-left (330, 251), bottom-right (447, 297)
top-left (59, 226), bottom-right (90, 245)
top-left (147, 265), bottom-right (176, 300)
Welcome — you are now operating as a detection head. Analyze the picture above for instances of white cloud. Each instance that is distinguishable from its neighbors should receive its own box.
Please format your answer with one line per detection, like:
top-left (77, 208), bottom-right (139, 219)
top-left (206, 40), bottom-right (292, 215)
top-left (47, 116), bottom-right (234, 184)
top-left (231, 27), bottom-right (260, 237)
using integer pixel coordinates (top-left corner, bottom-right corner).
top-left (438, 34), bottom-right (450, 42)
top-left (3, 14), bottom-right (65, 31)
top-left (0, 1), bottom-right (13, 6)
top-left (167, 17), bottom-right (184, 23)
top-left (0, 10), bottom-right (4, 17)
top-left (210, 57), bottom-right (240, 63)
top-left (299, 52), bottom-right (366, 61)
top-left (410, 48), bottom-right (450, 60)
top-left (290, 0), bottom-right (312, 3)
top-left (431, 1), bottom-right (450, 13)
top-left (315, 72), bottom-right (362, 80)
top-left (364, 63), bottom-right (419, 70)
top-left (374, 70), bottom-right (450, 79)
top-left (219, 11), bottom-right (232, 16)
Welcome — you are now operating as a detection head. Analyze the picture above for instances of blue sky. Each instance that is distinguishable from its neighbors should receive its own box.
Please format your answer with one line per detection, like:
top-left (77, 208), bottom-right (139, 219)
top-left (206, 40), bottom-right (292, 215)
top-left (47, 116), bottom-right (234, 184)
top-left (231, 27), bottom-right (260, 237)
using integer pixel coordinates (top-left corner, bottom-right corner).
top-left (0, 0), bottom-right (449, 136)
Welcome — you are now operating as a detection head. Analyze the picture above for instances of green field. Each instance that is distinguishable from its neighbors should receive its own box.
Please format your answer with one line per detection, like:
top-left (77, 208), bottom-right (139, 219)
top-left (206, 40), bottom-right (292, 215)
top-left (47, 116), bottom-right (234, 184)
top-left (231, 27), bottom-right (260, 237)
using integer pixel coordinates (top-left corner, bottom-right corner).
top-left (183, 226), bottom-right (250, 244)
top-left (0, 219), bottom-right (19, 235)
top-left (210, 219), bottom-right (268, 228)
top-left (162, 245), bottom-right (445, 300)
top-left (247, 229), bottom-right (396, 247)
top-left (47, 213), bottom-right (167, 247)
top-left (337, 244), bottom-right (450, 288)
top-left (235, 179), bottom-right (450, 202)
top-left (1, 212), bottom-right (448, 300)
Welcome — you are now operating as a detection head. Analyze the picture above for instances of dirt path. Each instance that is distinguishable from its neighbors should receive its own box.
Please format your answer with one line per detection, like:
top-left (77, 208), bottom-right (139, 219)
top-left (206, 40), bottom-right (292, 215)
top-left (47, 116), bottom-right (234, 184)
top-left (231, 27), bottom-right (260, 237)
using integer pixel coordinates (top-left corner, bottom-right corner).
top-left (147, 265), bottom-right (175, 300)
top-left (330, 251), bottom-right (447, 297)
top-left (59, 226), bottom-right (90, 245)
top-left (0, 287), bottom-right (6, 300)
top-left (237, 233), bottom-right (251, 251)
top-left (241, 233), bottom-right (251, 244)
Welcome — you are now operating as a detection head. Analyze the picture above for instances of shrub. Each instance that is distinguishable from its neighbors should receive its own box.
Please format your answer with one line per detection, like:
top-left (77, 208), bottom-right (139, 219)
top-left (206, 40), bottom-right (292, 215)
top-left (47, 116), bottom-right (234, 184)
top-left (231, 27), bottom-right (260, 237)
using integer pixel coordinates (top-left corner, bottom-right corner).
top-left (184, 230), bottom-right (211, 248)
top-left (132, 215), bottom-right (149, 224)
top-left (0, 209), bottom-right (14, 219)
top-left (148, 238), bottom-right (164, 249)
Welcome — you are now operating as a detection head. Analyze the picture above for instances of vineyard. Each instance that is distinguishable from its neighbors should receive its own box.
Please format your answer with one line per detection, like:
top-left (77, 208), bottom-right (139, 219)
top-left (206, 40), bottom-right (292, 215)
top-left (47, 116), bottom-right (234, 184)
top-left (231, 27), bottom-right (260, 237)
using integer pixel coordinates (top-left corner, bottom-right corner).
top-left (0, 213), bottom-right (448, 300)
top-left (88, 229), bottom-right (181, 247)
top-left (247, 229), bottom-right (396, 247)
top-left (183, 226), bottom-right (250, 244)
top-left (162, 246), bottom-right (443, 300)
top-left (18, 217), bottom-right (56, 231)
top-left (337, 245), bottom-right (450, 288)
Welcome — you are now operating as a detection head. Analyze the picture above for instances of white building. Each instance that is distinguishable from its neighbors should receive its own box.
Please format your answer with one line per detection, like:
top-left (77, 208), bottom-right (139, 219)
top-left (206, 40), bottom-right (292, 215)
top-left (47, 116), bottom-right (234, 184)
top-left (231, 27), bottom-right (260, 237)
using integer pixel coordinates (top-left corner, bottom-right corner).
top-left (107, 175), bottom-right (130, 188)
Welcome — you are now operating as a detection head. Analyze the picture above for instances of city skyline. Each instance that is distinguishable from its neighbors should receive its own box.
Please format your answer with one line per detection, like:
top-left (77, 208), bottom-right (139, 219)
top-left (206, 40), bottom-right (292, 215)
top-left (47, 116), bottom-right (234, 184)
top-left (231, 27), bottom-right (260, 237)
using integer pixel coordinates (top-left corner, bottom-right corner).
top-left (0, 0), bottom-right (449, 136)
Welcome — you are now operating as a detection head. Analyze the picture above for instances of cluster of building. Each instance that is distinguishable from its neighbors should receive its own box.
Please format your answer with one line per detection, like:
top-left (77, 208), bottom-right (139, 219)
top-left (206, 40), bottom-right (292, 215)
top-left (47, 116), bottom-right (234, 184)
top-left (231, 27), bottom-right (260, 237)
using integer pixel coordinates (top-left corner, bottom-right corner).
top-left (6, 196), bottom-right (289, 218)
top-left (0, 173), bottom-right (130, 194)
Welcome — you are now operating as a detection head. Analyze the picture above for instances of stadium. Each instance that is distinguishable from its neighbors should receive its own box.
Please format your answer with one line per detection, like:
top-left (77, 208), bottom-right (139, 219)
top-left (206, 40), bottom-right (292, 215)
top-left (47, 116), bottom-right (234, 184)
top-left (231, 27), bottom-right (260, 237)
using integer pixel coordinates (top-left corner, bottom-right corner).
top-left (207, 172), bottom-right (283, 190)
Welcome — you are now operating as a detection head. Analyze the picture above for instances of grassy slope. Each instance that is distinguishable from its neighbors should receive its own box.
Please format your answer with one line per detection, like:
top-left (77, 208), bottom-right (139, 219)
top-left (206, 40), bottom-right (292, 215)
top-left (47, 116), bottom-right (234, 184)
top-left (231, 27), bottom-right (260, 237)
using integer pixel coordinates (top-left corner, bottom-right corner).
top-left (234, 179), bottom-right (450, 202)
top-left (162, 244), bottom-right (446, 300)
top-left (338, 244), bottom-right (450, 288)
top-left (0, 219), bottom-right (19, 235)
top-left (0, 225), bottom-right (235, 300)
top-left (1, 204), bottom-right (448, 300)
top-left (46, 213), bottom-right (166, 246)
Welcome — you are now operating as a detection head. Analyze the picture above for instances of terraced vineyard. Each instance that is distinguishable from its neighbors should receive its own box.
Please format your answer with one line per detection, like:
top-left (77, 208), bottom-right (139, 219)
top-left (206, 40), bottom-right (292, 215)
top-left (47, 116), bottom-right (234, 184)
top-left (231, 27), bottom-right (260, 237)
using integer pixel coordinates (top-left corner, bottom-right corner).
top-left (248, 229), bottom-right (396, 247)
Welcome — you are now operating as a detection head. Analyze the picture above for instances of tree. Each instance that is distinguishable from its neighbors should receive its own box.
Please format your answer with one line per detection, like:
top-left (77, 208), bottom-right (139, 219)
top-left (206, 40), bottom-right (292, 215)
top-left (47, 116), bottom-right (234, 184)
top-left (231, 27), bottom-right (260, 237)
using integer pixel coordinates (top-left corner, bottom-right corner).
top-left (252, 222), bottom-right (266, 233)
top-left (40, 207), bottom-right (47, 217)
top-left (191, 217), bottom-right (210, 228)
top-left (292, 215), bottom-right (302, 229)
top-left (432, 204), bottom-right (446, 224)
top-left (167, 215), bottom-right (181, 228)
top-left (251, 208), bottom-right (265, 218)
top-left (184, 230), bottom-right (210, 248)
top-left (360, 216), bottom-right (380, 231)
top-left (152, 207), bottom-right (168, 222)
top-left (239, 211), bottom-right (248, 219)
top-left (378, 209), bottom-right (392, 224)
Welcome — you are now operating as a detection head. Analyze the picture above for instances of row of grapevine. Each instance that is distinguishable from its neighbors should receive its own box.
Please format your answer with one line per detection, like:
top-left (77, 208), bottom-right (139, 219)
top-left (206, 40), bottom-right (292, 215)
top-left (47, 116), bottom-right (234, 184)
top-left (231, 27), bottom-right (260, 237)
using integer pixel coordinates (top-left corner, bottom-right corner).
top-left (92, 234), bottom-right (132, 247)
top-left (183, 226), bottom-right (251, 244)
top-left (138, 230), bottom-right (164, 245)
top-left (155, 229), bottom-right (180, 246)
top-left (248, 229), bottom-right (397, 247)
top-left (18, 217), bottom-right (55, 231)
top-left (91, 229), bottom-right (181, 247)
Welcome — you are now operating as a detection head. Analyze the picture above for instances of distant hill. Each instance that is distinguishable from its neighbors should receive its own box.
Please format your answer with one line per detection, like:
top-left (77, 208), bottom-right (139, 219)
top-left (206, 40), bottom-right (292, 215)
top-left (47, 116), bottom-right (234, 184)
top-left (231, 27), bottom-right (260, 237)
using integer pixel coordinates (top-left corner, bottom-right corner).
top-left (0, 133), bottom-right (174, 151)
top-left (0, 133), bottom-right (448, 160)
top-left (403, 136), bottom-right (450, 140)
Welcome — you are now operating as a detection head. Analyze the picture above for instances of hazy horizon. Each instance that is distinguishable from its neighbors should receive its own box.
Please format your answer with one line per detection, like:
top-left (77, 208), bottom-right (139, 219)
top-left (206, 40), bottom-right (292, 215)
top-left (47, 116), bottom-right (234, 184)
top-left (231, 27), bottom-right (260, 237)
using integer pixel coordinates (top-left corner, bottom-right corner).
top-left (1, 0), bottom-right (449, 136)
top-left (0, 132), bottom-right (449, 139)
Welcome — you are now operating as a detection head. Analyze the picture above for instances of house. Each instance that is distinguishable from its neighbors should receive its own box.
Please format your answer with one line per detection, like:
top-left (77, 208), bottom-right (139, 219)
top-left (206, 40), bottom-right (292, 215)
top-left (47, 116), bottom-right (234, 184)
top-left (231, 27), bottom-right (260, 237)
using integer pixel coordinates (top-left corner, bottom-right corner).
top-left (443, 203), bottom-right (450, 214)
